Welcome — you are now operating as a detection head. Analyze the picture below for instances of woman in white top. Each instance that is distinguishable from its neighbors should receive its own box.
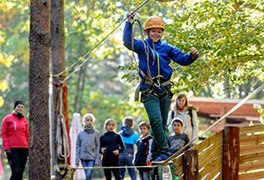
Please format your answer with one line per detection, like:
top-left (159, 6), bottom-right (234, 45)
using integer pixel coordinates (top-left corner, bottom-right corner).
top-left (167, 94), bottom-right (199, 142)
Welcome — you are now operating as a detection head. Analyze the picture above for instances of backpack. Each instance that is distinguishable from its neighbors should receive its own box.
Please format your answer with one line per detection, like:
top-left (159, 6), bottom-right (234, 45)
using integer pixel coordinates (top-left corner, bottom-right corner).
top-left (171, 109), bottom-right (193, 128)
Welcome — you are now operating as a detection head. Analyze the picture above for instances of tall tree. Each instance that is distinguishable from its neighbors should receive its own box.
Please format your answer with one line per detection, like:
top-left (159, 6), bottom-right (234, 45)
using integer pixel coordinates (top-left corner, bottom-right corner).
top-left (29, 0), bottom-right (50, 179)
top-left (51, 0), bottom-right (69, 179)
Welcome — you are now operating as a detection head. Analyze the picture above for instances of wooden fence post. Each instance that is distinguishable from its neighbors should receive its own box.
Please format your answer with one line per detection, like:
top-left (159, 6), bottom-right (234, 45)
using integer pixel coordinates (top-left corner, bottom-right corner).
top-left (183, 150), bottom-right (199, 180)
top-left (223, 126), bottom-right (240, 180)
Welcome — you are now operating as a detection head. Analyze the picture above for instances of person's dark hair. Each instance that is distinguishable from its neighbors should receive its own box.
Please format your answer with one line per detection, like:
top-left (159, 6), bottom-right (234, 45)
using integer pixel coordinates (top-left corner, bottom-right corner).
top-left (123, 117), bottom-right (134, 128)
top-left (171, 118), bottom-right (183, 127)
top-left (138, 121), bottom-right (150, 130)
top-left (14, 100), bottom-right (24, 109)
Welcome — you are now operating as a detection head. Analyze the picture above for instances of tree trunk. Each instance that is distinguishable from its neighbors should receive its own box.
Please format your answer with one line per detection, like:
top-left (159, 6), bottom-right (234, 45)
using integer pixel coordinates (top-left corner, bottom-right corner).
top-left (29, 0), bottom-right (51, 179)
top-left (51, 0), bottom-right (68, 179)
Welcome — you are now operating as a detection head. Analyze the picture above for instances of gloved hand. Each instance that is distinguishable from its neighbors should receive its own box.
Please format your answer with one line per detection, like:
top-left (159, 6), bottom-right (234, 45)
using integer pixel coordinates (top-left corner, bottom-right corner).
top-left (5, 150), bottom-right (12, 160)
top-left (127, 12), bottom-right (139, 22)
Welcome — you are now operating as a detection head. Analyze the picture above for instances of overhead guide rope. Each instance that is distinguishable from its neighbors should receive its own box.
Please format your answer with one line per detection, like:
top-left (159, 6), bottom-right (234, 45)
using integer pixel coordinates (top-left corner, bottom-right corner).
top-left (53, 0), bottom-right (150, 82)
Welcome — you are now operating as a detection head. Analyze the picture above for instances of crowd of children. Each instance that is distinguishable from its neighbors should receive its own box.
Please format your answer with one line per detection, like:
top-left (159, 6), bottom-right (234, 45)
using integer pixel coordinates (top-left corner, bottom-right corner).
top-left (75, 114), bottom-right (151, 180)
top-left (75, 106), bottom-right (195, 180)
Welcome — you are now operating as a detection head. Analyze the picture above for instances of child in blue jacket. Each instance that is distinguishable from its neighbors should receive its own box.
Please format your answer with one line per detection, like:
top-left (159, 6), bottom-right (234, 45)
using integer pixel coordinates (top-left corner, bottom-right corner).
top-left (123, 15), bottom-right (199, 161)
top-left (118, 117), bottom-right (139, 180)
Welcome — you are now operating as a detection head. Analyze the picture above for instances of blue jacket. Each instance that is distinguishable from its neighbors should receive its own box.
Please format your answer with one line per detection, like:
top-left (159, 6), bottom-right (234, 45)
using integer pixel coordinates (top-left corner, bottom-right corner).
top-left (123, 21), bottom-right (198, 90)
top-left (119, 126), bottom-right (139, 154)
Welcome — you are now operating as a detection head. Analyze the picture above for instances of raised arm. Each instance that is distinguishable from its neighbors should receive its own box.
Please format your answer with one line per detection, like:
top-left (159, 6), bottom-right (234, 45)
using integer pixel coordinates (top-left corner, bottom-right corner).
top-left (169, 45), bottom-right (199, 66)
top-left (123, 21), bottom-right (145, 54)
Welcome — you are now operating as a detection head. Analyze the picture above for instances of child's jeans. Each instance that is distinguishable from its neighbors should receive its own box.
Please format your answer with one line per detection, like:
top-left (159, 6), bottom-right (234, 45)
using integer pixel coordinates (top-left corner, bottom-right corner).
top-left (81, 159), bottom-right (95, 180)
top-left (119, 153), bottom-right (137, 180)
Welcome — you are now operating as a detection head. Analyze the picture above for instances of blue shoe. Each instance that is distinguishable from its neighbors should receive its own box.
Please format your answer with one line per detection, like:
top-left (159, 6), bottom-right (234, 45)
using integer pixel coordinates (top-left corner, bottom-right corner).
top-left (153, 153), bottom-right (169, 162)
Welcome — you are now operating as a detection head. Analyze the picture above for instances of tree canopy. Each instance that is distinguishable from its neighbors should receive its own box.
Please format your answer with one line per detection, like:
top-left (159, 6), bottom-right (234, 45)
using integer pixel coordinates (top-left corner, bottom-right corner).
top-left (0, 0), bottom-right (264, 129)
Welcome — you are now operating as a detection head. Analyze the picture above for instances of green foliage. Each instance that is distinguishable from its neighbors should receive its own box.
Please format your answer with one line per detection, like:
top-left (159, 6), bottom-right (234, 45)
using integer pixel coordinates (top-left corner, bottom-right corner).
top-left (164, 0), bottom-right (264, 97)
top-left (1, 0), bottom-right (264, 128)
top-left (0, 0), bottom-right (29, 119)
top-left (254, 104), bottom-right (264, 124)
top-left (1, 1), bottom-right (264, 177)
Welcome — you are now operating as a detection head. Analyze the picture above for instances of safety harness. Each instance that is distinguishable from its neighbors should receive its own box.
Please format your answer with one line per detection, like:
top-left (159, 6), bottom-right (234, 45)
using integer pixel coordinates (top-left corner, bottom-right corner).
top-left (131, 18), bottom-right (172, 101)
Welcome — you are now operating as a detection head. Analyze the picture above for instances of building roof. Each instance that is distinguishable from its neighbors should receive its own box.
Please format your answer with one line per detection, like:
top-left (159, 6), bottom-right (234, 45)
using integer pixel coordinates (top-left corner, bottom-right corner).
top-left (189, 97), bottom-right (264, 121)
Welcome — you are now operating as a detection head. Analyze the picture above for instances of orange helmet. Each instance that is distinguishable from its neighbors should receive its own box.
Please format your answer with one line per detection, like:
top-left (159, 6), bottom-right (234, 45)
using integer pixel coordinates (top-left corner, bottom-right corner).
top-left (144, 16), bottom-right (164, 31)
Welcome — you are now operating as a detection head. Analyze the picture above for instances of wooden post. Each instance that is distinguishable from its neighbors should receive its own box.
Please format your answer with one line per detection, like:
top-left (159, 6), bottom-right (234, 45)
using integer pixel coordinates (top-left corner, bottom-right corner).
top-left (223, 126), bottom-right (240, 180)
top-left (183, 150), bottom-right (199, 180)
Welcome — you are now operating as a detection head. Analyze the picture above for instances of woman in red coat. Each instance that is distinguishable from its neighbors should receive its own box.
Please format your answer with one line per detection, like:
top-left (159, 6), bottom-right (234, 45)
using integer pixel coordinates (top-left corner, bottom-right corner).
top-left (1, 100), bottom-right (29, 180)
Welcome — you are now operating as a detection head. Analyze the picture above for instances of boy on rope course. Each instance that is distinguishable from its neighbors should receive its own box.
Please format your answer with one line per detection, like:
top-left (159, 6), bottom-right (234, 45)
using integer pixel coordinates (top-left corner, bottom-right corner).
top-left (123, 15), bottom-right (199, 163)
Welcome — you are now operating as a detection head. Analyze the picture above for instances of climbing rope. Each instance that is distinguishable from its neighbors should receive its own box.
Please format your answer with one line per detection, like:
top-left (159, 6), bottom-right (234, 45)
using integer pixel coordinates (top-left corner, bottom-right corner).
top-left (53, 0), bottom-right (151, 82)
top-left (55, 84), bottom-right (70, 175)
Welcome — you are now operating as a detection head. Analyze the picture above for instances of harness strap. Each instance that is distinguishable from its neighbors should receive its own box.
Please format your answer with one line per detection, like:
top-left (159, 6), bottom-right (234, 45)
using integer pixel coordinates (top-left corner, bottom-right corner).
top-left (141, 79), bottom-right (171, 87)
top-left (134, 85), bottom-right (141, 101)
top-left (134, 78), bottom-right (172, 101)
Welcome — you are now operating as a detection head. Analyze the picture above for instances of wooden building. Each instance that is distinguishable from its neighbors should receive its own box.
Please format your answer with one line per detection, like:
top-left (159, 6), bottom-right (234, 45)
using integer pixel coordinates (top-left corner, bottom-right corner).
top-left (189, 98), bottom-right (264, 131)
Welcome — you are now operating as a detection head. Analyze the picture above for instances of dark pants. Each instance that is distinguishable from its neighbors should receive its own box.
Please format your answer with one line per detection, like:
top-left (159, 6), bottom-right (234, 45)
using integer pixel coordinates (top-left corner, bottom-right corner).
top-left (141, 93), bottom-right (171, 156)
top-left (119, 153), bottom-right (136, 180)
top-left (103, 160), bottom-right (121, 180)
top-left (138, 169), bottom-right (151, 180)
top-left (152, 166), bottom-right (163, 180)
top-left (8, 148), bottom-right (28, 180)
top-left (103, 167), bottom-right (121, 180)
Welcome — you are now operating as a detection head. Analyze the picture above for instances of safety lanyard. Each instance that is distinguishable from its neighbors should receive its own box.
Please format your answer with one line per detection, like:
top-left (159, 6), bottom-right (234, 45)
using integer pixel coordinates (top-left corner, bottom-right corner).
top-left (149, 41), bottom-right (161, 85)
